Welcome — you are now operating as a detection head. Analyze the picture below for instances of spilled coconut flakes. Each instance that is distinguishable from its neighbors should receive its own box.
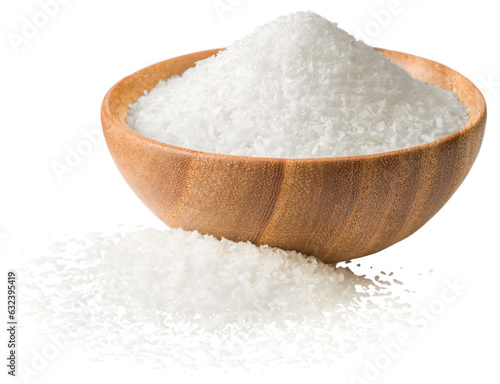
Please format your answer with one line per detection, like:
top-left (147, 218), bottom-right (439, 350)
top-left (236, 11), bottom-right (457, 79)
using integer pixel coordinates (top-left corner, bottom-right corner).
top-left (128, 11), bottom-right (468, 158)
top-left (21, 227), bottom-right (415, 370)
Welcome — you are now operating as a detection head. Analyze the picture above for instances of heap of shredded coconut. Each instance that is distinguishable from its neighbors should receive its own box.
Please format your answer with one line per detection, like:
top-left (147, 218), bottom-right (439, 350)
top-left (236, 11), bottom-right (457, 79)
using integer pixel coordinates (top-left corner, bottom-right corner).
top-left (128, 11), bottom-right (468, 158)
top-left (21, 227), bottom-right (413, 371)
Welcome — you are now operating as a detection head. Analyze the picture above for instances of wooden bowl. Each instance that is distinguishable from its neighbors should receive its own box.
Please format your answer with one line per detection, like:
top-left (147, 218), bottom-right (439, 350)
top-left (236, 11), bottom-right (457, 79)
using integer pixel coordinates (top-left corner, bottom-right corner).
top-left (101, 48), bottom-right (486, 263)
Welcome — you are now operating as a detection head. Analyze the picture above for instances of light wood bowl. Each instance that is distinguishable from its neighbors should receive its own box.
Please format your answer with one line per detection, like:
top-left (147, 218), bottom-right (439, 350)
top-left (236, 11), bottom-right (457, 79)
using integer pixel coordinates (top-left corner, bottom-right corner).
top-left (101, 48), bottom-right (486, 263)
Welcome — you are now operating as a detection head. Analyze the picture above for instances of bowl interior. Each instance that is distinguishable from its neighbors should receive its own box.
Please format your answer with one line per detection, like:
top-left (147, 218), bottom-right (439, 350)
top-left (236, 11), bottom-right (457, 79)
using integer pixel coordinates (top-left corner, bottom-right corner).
top-left (106, 49), bottom-right (221, 136)
top-left (105, 48), bottom-right (485, 156)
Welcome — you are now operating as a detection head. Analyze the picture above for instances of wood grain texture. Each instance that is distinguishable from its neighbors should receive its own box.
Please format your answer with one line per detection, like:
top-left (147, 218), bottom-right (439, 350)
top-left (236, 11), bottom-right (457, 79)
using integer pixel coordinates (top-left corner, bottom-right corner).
top-left (101, 48), bottom-right (486, 263)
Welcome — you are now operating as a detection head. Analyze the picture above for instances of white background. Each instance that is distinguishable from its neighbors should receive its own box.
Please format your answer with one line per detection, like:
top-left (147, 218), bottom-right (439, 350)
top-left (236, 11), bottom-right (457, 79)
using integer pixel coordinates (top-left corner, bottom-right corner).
top-left (1, 0), bottom-right (499, 383)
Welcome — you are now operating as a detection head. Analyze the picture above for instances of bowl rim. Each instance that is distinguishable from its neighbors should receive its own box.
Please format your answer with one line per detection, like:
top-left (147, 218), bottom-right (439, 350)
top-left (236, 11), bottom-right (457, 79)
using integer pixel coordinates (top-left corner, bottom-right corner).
top-left (101, 47), bottom-right (487, 164)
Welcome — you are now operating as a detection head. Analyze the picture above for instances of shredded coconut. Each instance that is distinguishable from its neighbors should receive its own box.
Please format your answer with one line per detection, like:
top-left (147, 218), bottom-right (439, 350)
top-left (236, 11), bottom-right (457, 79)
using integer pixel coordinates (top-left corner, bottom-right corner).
top-left (21, 227), bottom-right (414, 371)
top-left (128, 11), bottom-right (468, 158)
